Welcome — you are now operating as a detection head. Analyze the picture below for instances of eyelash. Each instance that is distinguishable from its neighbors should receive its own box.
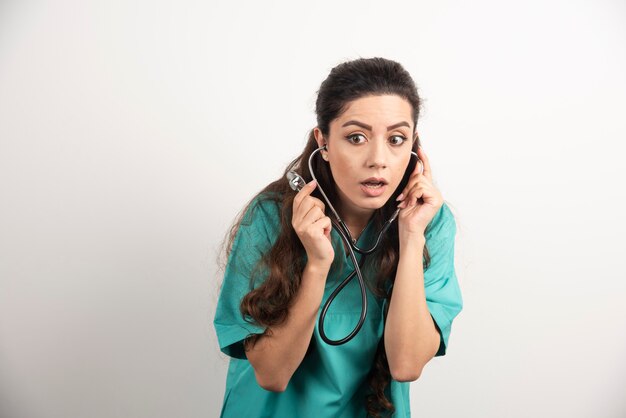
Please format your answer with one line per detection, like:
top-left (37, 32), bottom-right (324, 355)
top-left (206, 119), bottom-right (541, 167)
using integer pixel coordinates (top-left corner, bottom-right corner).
top-left (345, 134), bottom-right (408, 146)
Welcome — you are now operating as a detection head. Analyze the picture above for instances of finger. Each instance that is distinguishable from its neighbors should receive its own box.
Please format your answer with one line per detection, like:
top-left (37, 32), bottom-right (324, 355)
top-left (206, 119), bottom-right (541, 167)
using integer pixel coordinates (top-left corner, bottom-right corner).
top-left (306, 214), bottom-right (332, 241)
top-left (396, 172), bottom-right (423, 202)
top-left (417, 147), bottom-right (432, 181)
top-left (301, 206), bottom-right (327, 230)
top-left (316, 216), bottom-right (332, 239)
top-left (300, 195), bottom-right (326, 213)
top-left (293, 203), bottom-right (321, 233)
top-left (414, 174), bottom-right (431, 188)
top-left (402, 159), bottom-right (423, 197)
top-left (294, 196), bottom-right (325, 225)
top-left (413, 156), bottom-right (423, 175)
top-left (401, 183), bottom-right (425, 207)
top-left (293, 179), bottom-right (318, 213)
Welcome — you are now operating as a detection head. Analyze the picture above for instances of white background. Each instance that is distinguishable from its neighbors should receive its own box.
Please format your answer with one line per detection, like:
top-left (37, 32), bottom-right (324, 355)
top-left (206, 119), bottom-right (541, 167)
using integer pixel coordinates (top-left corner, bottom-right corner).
top-left (1, 0), bottom-right (625, 417)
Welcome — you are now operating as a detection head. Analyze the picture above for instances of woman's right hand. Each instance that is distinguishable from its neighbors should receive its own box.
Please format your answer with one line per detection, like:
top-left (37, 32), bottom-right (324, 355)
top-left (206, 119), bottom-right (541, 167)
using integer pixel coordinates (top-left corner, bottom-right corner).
top-left (292, 180), bottom-right (335, 268)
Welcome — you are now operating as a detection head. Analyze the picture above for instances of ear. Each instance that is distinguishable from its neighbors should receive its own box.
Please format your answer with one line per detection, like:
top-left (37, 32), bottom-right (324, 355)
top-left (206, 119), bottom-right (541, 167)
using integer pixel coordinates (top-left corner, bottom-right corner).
top-left (313, 127), bottom-right (326, 149)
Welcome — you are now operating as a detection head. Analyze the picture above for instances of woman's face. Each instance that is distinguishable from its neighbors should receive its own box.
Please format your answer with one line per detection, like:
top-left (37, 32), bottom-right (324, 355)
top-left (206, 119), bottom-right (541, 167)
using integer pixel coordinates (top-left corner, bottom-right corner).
top-left (314, 94), bottom-right (416, 220)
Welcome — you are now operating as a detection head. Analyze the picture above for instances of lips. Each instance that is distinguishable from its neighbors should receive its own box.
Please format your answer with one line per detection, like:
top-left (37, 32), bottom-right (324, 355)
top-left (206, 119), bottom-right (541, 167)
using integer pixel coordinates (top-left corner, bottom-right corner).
top-left (360, 177), bottom-right (388, 186)
top-left (360, 177), bottom-right (388, 197)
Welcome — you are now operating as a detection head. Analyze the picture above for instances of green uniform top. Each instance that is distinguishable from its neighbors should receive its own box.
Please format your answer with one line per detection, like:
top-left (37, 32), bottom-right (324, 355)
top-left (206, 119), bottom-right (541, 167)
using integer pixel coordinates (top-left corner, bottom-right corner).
top-left (214, 194), bottom-right (463, 417)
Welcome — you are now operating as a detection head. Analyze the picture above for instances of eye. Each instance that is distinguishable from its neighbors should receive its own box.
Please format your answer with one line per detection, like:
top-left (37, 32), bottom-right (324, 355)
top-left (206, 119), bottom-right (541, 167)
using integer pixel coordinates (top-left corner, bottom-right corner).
top-left (345, 134), bottom-right (366, 145)
top-left (389, 135), bottom-right (407, 146)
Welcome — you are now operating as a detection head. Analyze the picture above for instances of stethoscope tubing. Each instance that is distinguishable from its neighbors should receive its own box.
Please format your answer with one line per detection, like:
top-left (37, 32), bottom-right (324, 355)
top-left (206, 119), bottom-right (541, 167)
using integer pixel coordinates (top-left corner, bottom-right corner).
top-left (307, 146), bottom-right (419, 345)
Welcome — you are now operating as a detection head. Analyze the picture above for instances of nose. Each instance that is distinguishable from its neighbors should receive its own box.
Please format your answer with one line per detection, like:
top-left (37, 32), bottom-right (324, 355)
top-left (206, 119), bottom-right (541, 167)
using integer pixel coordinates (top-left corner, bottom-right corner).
top-left (366, 139), bottom-right (387, 169)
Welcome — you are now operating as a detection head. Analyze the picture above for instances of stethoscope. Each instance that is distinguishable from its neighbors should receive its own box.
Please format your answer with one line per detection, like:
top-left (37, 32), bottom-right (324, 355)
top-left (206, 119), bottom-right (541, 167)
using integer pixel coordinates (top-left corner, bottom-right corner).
top-left (286, 145), bottom-right (421, 345)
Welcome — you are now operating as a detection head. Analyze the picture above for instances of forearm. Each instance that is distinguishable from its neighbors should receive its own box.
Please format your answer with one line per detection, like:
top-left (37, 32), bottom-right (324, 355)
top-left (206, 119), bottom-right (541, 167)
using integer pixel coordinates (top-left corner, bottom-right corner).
top-left (384, 234), bottom-right (440, 381)
top-left (246, 262), bottom-right (328, 391)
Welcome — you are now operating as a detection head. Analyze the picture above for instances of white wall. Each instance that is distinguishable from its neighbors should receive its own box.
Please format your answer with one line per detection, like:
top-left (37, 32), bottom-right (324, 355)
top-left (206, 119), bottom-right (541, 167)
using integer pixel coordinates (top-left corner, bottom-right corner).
top-left (1, 0), bottom-right (625, 417)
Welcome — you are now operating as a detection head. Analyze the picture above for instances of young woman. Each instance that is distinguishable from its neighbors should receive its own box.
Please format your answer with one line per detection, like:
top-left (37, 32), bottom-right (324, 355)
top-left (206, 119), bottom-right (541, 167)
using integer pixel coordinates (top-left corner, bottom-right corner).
top-left (214, 57), bottom-right (463, 417)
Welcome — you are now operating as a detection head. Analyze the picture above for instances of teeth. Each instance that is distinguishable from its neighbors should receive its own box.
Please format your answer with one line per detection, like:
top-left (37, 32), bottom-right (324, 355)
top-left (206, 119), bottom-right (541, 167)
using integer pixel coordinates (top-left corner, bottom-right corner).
top-left (363, 182), bottom-right (383, 188)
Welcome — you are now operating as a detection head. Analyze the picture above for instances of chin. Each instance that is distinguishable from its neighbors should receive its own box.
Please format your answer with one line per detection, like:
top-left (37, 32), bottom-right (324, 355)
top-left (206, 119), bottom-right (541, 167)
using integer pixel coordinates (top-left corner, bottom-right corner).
top-left (338, 185), bottom-right (394, 214)
top-left (353, 195), bottom-right (391, 211)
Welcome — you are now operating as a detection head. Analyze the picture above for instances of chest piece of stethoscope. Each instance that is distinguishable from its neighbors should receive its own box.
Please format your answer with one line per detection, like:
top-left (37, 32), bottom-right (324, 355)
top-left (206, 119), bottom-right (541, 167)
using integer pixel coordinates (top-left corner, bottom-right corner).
top-left (287, 171), bottom-right (306, 192)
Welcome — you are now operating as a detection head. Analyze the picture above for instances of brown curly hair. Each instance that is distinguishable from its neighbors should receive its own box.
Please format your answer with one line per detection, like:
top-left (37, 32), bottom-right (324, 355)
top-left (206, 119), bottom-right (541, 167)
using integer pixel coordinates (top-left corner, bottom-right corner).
top-left (221, 57), bottom-right (431, 417)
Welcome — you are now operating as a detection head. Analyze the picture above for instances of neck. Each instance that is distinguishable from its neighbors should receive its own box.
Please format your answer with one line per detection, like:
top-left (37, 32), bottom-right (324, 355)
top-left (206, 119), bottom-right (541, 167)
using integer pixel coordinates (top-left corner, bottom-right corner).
top-left (337, 204), bottom-right (374, 241)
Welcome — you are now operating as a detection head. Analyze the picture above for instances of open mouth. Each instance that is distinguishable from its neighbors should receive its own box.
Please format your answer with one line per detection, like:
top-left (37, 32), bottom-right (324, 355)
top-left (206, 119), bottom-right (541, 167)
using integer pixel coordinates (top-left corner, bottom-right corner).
top-left (361, 181), bottom-right (385, 189)
top-left (360, 177), bottom-right (388, 188)
top-left (359, 178), bottom-right (388, 197)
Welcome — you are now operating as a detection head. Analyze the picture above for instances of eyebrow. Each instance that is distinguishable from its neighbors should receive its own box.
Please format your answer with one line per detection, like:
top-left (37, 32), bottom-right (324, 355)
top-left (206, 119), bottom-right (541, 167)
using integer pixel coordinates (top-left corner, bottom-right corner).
top-left (341, 120), bottom-right (411, 131)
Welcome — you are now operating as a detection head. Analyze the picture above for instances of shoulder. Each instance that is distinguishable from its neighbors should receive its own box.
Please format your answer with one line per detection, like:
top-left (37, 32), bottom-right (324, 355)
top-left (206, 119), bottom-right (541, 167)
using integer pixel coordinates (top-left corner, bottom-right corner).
top-left (240, 192), bottom-right (283, 227)
top-left (425, 201), bottom-right (456, 243)
top-left (234, 192), bottom-right (284, 248)
top-left (224, 193), bottom-right (286, 274)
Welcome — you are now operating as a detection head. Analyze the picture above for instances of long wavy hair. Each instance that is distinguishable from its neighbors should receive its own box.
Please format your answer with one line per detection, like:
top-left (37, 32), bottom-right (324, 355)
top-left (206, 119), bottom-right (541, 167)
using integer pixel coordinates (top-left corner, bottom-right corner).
top-left (220, 57), bottom-right (432, 417)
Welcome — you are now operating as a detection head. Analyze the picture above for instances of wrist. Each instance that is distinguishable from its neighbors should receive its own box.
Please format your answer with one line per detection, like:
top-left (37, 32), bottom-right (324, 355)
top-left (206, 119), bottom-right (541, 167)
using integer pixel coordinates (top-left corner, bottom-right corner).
top-left (304, 260), bottom-right (332, 278)
top-left (399, 232), bottom-right (426, 253)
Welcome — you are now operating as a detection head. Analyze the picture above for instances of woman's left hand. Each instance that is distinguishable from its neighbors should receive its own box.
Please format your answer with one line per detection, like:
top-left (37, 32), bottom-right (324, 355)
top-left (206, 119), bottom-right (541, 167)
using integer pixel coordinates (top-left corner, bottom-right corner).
top-left (396, 146), bottom-right (444, 238)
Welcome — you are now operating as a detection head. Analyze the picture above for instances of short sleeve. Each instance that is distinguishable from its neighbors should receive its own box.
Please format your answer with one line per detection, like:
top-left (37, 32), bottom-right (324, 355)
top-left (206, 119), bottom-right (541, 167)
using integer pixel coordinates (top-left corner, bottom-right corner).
top-left (213, 196), bottom-right (281, 359)
top-left (424, 203), bottom-right (464, 357)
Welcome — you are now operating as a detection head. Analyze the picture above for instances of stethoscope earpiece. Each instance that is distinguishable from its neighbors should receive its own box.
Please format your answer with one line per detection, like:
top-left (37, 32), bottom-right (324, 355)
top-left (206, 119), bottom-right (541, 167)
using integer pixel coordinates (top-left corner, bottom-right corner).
top-left (321, 144), bottom-right (329, 161)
